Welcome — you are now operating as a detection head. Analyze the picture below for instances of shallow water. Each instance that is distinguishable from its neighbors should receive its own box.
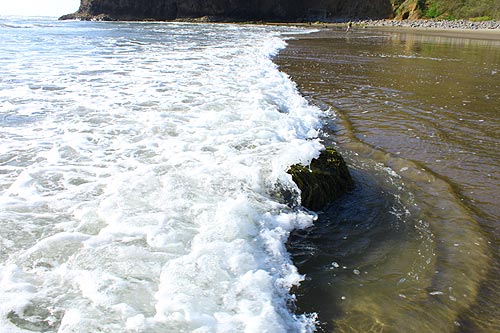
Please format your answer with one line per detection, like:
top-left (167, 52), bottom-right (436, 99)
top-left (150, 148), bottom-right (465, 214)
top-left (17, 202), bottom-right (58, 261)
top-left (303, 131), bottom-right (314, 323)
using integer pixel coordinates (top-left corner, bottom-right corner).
top-left (0, 17), bottom-right (324, 332)
top-left (277, 28), bottom-right (500, 332)
top-left (2, 17), bottom-right (499, 332)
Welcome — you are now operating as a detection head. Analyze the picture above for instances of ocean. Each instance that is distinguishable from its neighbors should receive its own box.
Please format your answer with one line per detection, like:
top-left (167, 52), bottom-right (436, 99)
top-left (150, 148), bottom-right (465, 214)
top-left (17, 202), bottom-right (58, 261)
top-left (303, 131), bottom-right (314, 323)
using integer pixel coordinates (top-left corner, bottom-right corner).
top-left (0, 17), bottom-right (322, 332)
top-left (2, 16), bottom-right (499, 333)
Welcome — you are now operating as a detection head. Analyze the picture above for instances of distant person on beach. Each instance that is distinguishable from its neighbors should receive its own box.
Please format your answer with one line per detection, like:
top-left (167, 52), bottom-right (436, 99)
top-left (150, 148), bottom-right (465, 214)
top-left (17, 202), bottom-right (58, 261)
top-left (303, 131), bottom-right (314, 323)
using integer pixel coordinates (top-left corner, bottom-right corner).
top-left (346, 21), bottom-right (352, 32)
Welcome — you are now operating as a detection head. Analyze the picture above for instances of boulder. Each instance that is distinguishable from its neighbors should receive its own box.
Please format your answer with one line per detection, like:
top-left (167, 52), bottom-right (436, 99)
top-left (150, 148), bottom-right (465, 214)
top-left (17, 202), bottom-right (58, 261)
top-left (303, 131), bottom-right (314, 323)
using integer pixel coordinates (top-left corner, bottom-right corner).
top-left (288, 147), bottom-right (353, 211)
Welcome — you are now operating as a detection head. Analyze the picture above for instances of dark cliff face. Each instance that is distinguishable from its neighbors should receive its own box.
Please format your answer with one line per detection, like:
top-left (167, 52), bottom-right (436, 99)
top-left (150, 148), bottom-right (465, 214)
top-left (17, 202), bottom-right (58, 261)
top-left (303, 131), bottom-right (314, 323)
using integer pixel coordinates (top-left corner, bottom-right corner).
top-left (71, 0), bottom-right (178, 20)
top-left (61, 0), bottom-right (393, 21)
top-left (176, 0), bottom-right (306, 21)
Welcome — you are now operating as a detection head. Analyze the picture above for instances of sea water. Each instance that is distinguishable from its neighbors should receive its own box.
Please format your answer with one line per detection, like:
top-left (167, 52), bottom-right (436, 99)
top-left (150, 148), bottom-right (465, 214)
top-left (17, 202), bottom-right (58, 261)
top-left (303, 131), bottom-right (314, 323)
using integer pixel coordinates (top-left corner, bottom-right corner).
top-left (0, 17), bottom-right (322, 332)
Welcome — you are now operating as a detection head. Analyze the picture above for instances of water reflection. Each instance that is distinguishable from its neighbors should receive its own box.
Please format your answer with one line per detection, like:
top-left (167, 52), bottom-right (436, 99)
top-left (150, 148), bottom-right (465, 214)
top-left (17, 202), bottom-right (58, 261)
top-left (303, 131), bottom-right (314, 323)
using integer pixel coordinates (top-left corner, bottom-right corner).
top-left (288, 164), bottom-right (432, 332)
top-left (277, 28), bottom-right (500, 332)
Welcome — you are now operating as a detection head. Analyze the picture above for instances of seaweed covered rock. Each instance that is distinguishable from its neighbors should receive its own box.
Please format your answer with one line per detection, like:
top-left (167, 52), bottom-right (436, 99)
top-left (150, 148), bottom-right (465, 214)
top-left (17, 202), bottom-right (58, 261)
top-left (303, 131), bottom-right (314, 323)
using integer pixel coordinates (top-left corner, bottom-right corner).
top-left (288, 147), bottom-right (353, 211)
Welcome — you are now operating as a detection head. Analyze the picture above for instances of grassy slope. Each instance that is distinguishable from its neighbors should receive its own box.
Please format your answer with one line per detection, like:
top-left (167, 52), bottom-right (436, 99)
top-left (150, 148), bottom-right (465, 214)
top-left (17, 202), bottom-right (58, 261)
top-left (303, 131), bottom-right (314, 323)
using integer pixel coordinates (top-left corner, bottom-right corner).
top-left (392, 0), bottom-right (500, 20)
top-left (427, 0), bottom-right (500, 20)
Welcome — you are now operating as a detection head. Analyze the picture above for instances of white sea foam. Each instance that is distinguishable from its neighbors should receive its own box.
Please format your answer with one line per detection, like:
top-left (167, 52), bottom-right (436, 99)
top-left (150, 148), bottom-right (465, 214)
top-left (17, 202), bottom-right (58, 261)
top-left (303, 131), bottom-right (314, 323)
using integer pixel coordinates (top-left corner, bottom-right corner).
top-left (0, 18), bottom-right (321, 332)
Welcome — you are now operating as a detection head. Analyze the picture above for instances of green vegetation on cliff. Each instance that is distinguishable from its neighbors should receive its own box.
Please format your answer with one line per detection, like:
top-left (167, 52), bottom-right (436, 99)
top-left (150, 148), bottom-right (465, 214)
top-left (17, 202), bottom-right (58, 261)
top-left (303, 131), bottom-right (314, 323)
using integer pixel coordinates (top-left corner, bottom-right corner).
top-left (392, 0), bottom-right (500, 20)
top-left (438, 0), bottom-right (499, 20)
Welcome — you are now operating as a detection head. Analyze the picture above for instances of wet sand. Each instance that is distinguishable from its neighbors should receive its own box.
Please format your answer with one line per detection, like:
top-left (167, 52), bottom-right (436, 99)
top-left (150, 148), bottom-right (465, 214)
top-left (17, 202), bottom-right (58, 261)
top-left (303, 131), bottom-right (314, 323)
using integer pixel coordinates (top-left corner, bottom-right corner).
top-left (292, 22), bottom-right (500, 40)
top-left (368, 26), bottom-right (500, 41)
top-left (277, 26), bottom-right (500, 332)
top-left (363, 25), bottom-right (500, 41)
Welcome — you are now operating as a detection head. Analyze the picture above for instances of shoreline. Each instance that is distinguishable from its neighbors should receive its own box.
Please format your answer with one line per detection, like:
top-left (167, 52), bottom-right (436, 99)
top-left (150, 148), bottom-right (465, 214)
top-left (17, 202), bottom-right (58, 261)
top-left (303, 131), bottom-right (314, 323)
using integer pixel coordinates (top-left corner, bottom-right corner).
top-left (365, 26), bottom-right (500, 41)
top-left (340, 19), bottom-right (500, 41)
top-left (348, 18), bottom-right (500, 30)
top-left (310, 24), bottom-right (500, 42)
top-left (275, 23), bottom-right (500, 332)
top-left (60, 11), bottom-right (500, 29)
top-left (267, 20), bottom-right (500, 42)
top-left (57, 12), bottom-right (500, 40)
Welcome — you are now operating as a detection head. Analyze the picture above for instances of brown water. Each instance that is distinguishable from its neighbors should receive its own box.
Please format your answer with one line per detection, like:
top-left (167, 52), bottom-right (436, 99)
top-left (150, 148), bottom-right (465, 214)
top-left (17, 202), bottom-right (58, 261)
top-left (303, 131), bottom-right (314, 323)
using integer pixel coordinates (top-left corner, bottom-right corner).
top-left (277, 28), bottom-right (500, 332)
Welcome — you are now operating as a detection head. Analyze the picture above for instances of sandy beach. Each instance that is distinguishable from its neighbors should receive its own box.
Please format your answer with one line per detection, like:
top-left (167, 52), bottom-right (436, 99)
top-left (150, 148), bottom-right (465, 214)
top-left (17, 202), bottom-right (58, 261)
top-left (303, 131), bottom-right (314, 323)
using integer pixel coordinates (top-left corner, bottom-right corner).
top-left (358, 25), bottom-right (500, 41)
top-left (298, 19), bottom-right (500, 41)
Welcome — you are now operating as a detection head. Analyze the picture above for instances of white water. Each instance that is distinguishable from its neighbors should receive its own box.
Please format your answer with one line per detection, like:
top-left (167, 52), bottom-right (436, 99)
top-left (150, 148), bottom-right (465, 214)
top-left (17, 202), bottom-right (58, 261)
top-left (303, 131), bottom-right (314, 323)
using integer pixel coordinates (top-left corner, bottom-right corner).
top-left (0, 18), bottom-right (323, 332)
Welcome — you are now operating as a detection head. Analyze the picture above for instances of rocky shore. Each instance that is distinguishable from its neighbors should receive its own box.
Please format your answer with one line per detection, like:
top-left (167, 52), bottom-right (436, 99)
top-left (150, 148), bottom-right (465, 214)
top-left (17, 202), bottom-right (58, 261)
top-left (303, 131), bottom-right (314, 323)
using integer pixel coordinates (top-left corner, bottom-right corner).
top-left (349, 18), bottom-right (500, 30)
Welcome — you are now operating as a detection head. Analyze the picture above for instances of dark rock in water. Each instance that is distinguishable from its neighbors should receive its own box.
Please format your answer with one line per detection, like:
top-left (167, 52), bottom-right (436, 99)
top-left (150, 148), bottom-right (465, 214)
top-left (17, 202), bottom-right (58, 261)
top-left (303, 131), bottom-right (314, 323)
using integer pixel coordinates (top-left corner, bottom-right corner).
top-left (288, 147), bottom-right (353, 211)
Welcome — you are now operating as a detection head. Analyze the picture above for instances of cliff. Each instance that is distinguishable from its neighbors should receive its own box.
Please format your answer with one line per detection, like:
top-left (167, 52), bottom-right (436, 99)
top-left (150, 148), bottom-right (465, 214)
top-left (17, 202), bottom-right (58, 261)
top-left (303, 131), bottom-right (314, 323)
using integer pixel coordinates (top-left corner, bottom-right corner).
top-left (60, 0), bottom-right (500, 22)
top-left (60, 0), bottom-right (393, 21)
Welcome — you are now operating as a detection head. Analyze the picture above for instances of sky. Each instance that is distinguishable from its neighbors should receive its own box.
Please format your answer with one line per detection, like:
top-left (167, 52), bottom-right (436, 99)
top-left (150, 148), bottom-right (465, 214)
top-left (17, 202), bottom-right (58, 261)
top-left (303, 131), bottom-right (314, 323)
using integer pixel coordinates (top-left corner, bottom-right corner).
top-left (0, 0), bottom-right (80, 17)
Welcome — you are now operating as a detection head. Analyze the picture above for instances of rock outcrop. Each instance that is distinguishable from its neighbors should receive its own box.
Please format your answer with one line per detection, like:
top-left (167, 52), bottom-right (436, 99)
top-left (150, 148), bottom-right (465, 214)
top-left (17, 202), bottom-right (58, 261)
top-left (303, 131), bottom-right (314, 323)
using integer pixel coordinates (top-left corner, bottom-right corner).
top-left (391, 0), bottom-right (425, 20)
top-left (60, 0), bottom-right (178, 21)
top-left (60, 0), bottom-right (394, 21)
top-left (59, 0), bottom-right (500, 21)
top-left (287, 147), bottom-right (353, 211)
